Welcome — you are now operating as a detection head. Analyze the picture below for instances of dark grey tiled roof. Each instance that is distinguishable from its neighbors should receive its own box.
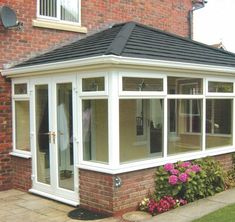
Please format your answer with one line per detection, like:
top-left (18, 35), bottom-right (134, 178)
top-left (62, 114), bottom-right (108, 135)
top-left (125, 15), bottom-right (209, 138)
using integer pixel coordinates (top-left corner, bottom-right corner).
top-left (16, 22), bottom-right (235, 68)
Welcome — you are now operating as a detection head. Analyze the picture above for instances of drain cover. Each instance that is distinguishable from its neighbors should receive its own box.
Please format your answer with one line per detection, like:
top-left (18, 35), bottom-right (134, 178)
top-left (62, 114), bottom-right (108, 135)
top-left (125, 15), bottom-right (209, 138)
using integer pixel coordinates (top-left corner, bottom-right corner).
top-left (68, 207), bottom-right (109, 220)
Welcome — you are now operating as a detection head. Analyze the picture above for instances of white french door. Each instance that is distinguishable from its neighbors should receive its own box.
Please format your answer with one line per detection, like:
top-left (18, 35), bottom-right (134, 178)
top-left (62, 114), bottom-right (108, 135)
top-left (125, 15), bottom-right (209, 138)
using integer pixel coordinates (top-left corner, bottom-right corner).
top-left (30, 75), bottom-right (78, 205)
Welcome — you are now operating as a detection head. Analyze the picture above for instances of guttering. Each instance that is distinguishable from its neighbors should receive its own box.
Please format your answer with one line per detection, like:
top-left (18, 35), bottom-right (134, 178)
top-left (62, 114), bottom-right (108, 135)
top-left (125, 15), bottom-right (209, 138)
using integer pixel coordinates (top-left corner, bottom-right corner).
top-left (2, 55), bottom-right (235, 77)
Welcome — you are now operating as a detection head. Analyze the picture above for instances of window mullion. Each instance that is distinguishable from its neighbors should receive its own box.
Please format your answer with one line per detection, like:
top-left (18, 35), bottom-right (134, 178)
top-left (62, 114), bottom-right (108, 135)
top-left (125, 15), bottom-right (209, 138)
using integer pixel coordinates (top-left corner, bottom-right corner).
top-left (164, 97), bottom-right (168, 158)
top-left (57, 0), bottom-right (61, 20)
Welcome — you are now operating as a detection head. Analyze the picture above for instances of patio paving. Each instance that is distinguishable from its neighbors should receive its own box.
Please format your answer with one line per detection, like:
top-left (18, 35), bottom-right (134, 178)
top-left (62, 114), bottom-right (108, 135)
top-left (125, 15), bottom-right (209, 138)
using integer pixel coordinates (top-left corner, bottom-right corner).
top-left (1, 188), bottom-right (235, 222)
top-left (0, 189), bottom-right (120, 222)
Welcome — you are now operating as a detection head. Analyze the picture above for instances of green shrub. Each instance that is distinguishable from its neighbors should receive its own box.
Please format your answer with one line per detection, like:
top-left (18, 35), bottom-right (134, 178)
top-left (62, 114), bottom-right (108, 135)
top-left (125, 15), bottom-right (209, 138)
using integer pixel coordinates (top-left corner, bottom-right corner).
top-left (154, 157), bottom-right (225, 203)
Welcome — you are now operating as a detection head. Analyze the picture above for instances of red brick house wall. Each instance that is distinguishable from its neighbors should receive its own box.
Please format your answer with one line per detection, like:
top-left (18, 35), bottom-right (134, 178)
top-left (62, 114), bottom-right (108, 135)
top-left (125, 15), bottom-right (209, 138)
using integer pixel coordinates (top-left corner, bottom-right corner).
top-left (0, 0), bottom-right (193, 192)
top-left (79, 168), bottom-right (156, 216)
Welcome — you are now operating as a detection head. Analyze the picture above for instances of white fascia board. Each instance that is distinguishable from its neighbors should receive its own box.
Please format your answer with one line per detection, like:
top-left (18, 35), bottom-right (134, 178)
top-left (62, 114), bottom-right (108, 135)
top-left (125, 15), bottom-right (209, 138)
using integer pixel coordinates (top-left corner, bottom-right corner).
top-left (2, 55), bottom-right (235, 77)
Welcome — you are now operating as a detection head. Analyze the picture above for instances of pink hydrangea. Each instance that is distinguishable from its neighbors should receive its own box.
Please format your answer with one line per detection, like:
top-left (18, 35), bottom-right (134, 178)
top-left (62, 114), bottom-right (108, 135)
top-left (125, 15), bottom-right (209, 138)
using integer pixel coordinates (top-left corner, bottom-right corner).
top-left (178, 173), bottom-right (188, 183)
top-left (164, 163), bottom-right (174, 171)
top-left (185, 168), bottom-right (193, 175)
top-left (191, 164), bottom-right (201, 173)
top-left (168, 175), bottom-right (178, 185)
top-left (170, 169), bottom-right (179, 175)
top-left (179, 161), bottom-right (191, 168)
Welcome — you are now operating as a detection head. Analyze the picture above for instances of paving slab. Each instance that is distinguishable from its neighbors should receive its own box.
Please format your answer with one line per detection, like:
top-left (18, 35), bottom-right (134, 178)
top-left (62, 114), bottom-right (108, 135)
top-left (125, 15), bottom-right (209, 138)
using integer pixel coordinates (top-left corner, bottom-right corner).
top-left (1, 189), bottom-right (235, 222)
top-left (122, 211), bottom-right (152, 221)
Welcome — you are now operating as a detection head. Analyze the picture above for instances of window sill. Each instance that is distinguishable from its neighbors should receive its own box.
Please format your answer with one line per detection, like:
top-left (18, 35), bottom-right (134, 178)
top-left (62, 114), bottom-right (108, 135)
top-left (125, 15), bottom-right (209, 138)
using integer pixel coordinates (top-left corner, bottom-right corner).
top-left (32, 19), bottom-right (87, 33)
top-left (10, 151), bottom-right (32, 159)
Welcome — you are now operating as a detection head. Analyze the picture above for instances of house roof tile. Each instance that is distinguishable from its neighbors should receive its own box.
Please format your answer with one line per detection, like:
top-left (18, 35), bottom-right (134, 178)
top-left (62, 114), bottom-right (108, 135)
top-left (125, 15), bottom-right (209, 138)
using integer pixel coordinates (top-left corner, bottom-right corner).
top-left (15, 22), bottom-right (235, 68)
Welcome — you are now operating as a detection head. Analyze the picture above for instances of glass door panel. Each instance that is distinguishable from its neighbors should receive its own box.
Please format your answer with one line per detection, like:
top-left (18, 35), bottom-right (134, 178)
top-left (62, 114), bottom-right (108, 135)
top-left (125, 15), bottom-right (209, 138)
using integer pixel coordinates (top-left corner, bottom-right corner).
top-left (35, 85), bottom-right (50, 184)
top-left (57, 83), bottom-right (74, 191)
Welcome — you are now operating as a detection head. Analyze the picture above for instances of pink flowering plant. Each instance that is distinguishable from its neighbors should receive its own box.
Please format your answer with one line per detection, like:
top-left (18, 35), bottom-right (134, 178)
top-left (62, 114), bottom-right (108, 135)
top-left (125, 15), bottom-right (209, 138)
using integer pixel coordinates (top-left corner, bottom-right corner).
top-left (139, 195), bottom-right (187, 216)
top-left (140, 158), bottom-right (225, 216)
top-left (155, 158), bottom-right (225, 202)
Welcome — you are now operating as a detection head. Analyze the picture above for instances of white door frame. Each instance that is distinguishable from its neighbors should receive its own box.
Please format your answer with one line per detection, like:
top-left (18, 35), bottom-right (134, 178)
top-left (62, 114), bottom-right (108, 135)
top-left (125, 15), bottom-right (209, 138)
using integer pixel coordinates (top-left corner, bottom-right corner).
top-left (29, 74), bottom-right (79, 206)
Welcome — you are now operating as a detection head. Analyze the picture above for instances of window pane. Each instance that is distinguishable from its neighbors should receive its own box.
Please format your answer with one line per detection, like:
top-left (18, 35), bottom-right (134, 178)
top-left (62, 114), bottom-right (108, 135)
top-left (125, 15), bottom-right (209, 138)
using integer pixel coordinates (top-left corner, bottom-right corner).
top-left (35, 85), bottom-right (50, 184)
top-left (168, 77), bottom-right (203, 94)
top-left (60, 0), bottom-right (79, 22)
top-left (168, 99), bottom-right (202, 155)
top-left (82, 100), bottom-right (108, 163)
top-left (122, 77), bottom-right (163, 91)
top-left (206, 99), bottom-right (233, 148)
top-left (82, 77), bottom-right (105, 92)
top-left (57, 83), bottom-right (74, 191)
top-left (15, 101), bottom-right (30, 151)
top-left (120, 99), bottom-right (164, 163)
top-left (208, 81), bottom-right (233, 93)
top-left (40, 0), bottom-right (57, 17)
top-left (14, 83), bottom-right (27, 95)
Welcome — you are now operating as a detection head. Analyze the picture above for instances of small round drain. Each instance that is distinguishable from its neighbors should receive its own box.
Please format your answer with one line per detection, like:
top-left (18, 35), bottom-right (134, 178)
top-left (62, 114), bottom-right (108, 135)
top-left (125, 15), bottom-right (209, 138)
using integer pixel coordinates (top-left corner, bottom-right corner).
top-left (68, 207), bottom-right (109, 220)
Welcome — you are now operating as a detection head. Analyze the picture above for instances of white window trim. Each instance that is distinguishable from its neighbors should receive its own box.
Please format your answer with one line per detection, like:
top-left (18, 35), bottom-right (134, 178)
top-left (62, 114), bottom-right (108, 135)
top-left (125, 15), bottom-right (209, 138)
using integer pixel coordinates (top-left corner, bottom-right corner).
top-left (119, 71), bottom-right (167, 96)
top-left (206, 77), bottom-right (235, 96)
top-left (78, 72), bottom-right (108, 97)
top-left (12, 80), bottom-right (30, 98)
top-left (77, 72), bottom-right (110, 167)
top-left (36, 0), bottom-right (81, 26)
top-left (12, 97), bottom-right (31, 156)
top-left (12, 79), bottom-right (31, 156)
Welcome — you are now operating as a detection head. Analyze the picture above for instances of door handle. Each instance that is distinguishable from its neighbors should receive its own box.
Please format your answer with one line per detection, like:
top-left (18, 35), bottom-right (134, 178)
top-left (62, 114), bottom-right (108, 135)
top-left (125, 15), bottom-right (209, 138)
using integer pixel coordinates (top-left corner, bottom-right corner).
top-left (51, 132), bottom-right (56, 144)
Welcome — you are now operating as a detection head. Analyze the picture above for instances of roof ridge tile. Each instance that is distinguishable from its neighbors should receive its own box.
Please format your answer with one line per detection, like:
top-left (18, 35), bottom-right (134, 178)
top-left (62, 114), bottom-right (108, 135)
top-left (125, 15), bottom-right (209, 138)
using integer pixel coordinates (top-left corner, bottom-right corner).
top-left (105, 22), bottom-right (136, 56)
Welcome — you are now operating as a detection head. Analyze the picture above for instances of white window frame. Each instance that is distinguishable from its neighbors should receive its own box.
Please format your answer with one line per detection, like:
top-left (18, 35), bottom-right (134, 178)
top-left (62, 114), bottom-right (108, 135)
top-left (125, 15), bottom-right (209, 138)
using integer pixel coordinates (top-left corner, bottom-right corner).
top-left (206, 77), bottom-right (235, 97)
top-left (12, 71), bottom-right (234, 174)
top-left (78, 72), bottom-right (108, 97)
top-left (119, 71), bottom-right (167, 97)
top-left (37, 0), bottom-right (81, 26)
top-left (78, 72), bottom-right (109, 167)
top-left (11, 80), bottom-right (31, 158)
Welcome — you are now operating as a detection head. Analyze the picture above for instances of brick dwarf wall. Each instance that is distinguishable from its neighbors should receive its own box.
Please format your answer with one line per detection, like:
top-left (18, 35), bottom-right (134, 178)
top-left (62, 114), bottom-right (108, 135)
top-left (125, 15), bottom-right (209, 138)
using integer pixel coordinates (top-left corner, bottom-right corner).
top-left (79, 153), bottom-right (234, 215)
top-left (11, 157), bottom-right (32, 191)
top-left (79, 168), bottom-right (155, 216)
top-left (214, 153), bottom-right (233, 172)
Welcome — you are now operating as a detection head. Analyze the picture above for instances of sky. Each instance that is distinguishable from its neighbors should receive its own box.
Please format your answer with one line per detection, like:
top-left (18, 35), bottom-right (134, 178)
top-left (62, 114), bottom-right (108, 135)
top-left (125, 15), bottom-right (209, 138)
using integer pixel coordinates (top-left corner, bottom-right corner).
top-left (193, 0), bottom-right (235, 53)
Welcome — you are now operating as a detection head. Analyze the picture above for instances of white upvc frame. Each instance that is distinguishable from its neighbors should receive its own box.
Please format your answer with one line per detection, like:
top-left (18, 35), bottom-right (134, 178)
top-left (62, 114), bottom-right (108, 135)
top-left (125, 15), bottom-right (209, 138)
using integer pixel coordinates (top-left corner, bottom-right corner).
top-left (78, 71), bottom-right (110, 168)
top-left (11, 79), bottom-right (31, 158)
top-left (78, 72), bottom-right (108, 97)
top-left (36, 0), bottom-right (81, 26)
top-left (206, 77), bottom-right (235, 97)
top-left (119, 71), bottom-right (167, 97)
top-left (29, 73), bottom-right (79, 205)
top-left (11, 69), bottom-right (235, 176)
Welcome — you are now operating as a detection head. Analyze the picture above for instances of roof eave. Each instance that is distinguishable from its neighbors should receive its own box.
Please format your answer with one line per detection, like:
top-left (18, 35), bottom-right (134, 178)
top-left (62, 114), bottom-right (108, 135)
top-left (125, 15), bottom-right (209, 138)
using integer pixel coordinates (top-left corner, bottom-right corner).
top-left (2, 55), bottom-right (235, 78)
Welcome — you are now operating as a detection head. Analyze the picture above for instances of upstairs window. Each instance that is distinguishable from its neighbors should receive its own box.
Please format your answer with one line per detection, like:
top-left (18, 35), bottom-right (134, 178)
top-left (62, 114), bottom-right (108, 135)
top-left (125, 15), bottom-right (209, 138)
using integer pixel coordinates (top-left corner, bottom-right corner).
top-left (39, 0), bottom-right (80, 23)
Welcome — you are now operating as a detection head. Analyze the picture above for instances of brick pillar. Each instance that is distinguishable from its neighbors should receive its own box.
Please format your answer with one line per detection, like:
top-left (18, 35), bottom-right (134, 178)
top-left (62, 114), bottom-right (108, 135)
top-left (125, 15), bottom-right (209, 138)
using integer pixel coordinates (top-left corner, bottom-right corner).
top-left (12, 156), bottom-right (32, 191)
top-left (0, 75), bottom-right (12, 191)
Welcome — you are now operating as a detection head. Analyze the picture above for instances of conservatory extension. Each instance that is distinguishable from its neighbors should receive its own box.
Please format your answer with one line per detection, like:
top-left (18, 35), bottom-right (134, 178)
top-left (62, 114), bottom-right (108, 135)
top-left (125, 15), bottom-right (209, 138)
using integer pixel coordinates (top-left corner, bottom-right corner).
top-left (3, 22), bottom-right (235, 214)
